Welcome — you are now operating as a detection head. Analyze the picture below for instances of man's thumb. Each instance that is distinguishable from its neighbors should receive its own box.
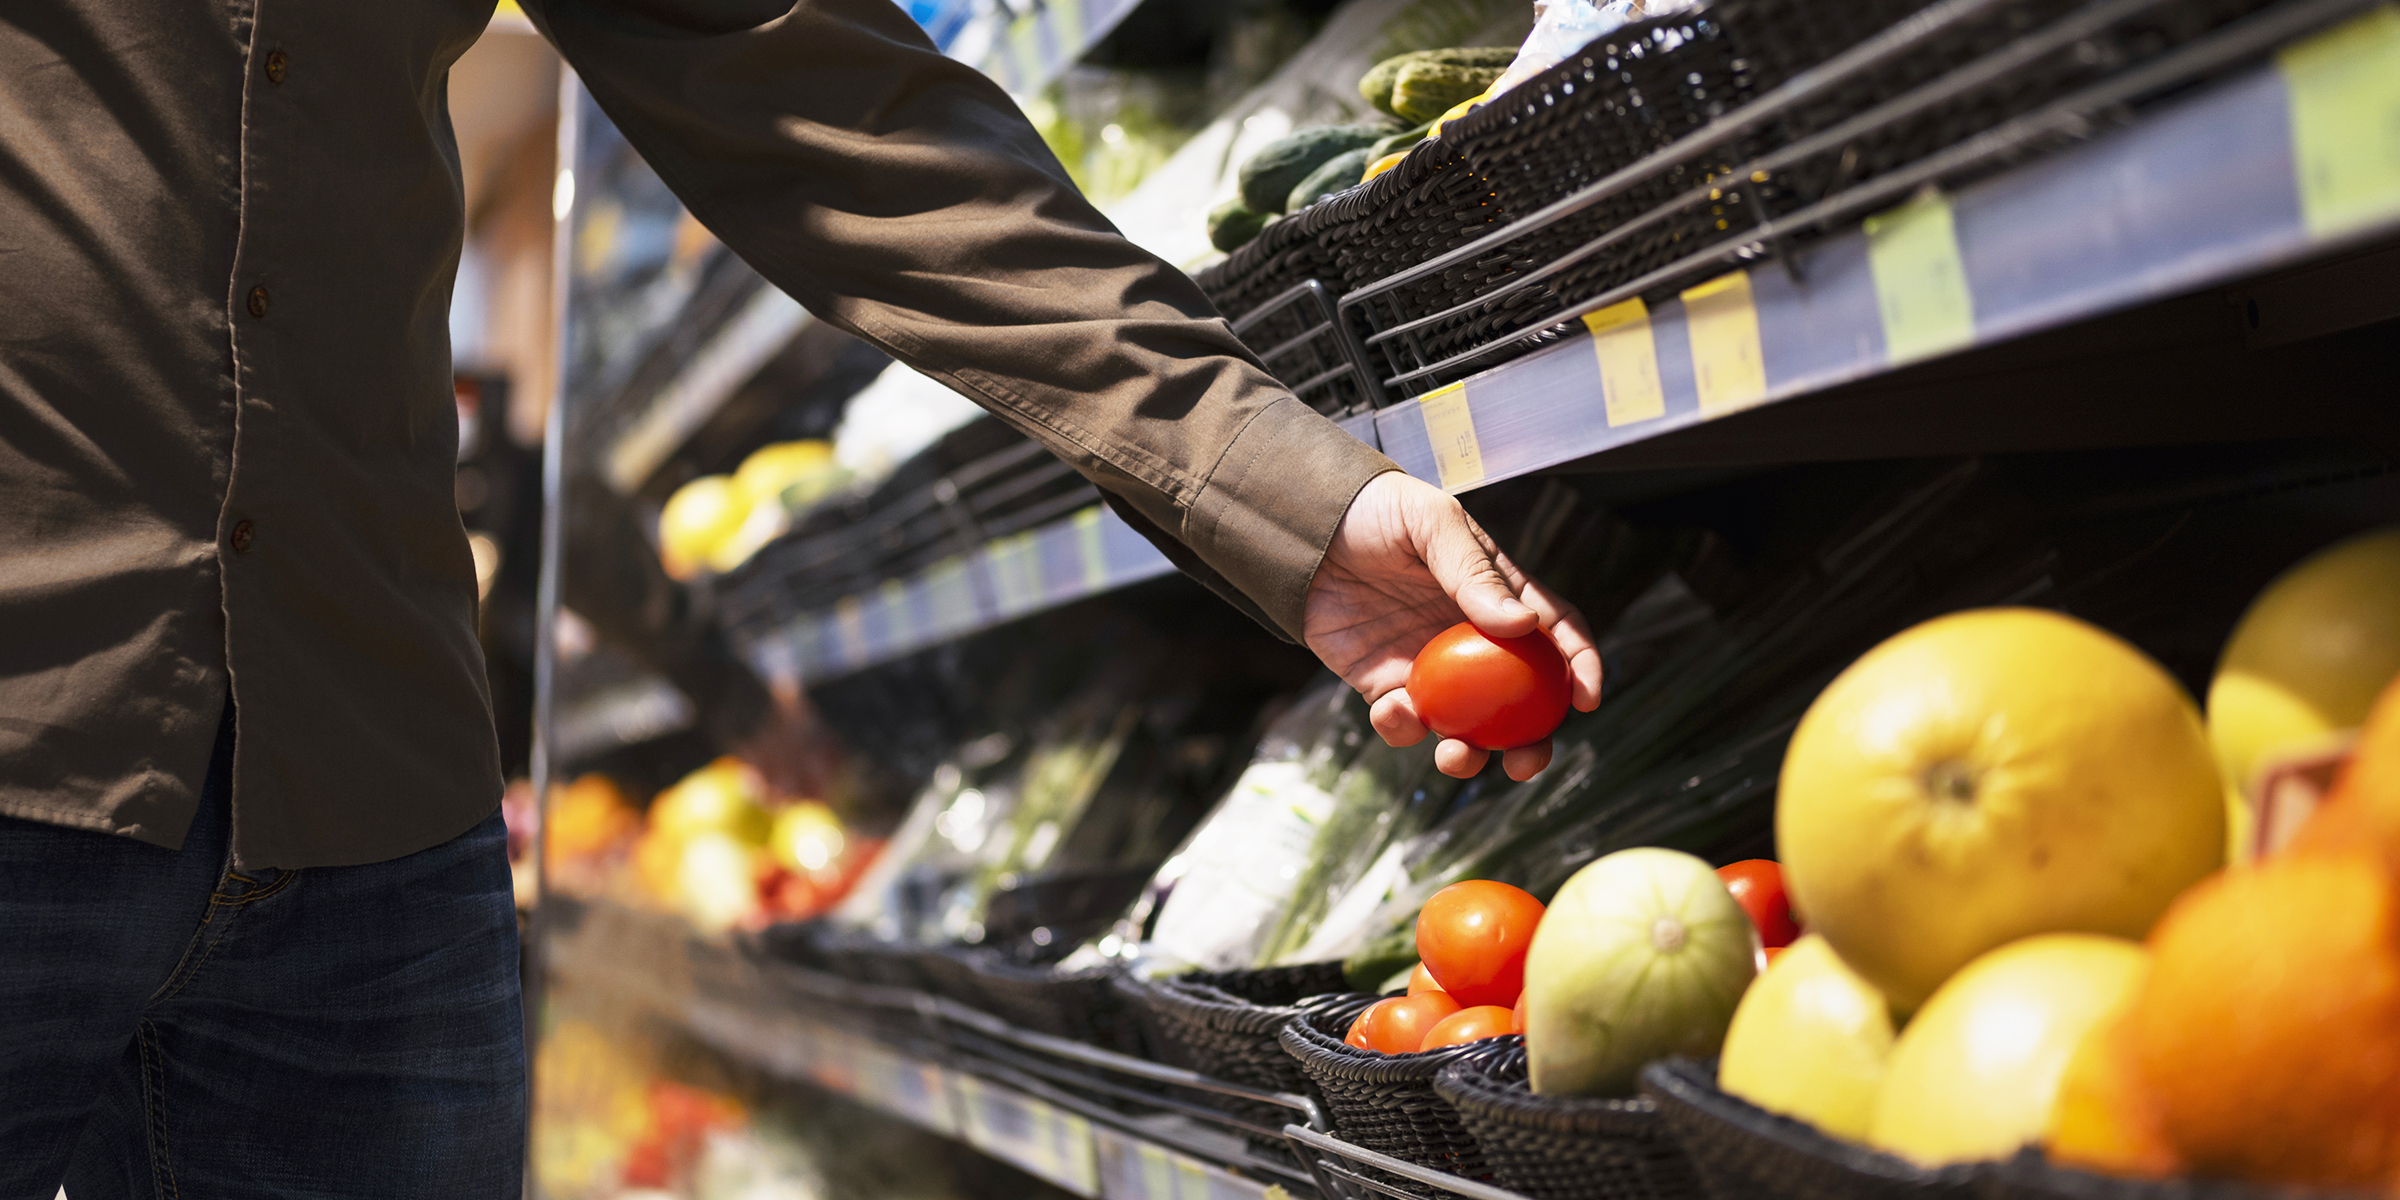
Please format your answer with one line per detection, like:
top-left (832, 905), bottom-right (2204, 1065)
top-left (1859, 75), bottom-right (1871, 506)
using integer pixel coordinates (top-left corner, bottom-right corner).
top-left (1423, 504), bottom-right (1537, 637)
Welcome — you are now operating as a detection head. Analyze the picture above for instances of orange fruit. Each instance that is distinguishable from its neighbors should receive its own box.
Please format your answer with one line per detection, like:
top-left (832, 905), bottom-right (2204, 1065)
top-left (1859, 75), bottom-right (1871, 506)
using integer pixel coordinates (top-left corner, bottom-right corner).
top-left (2046, 1009), bottom-right (2181, 1179)
top-left (2127, 851), bottom-right (2400, 1187)
top-left (2293, 672), bottom-right (2400, 866)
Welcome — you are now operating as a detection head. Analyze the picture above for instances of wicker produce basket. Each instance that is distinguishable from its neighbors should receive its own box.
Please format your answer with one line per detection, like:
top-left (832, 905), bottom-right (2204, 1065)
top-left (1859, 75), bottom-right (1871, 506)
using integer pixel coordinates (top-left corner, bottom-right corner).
top-left (1639, 1057), bottom-right (1979, 1200)
top-left (1279, 1003), bottom-right (1514, 1186)
top-left (1435, 1045), bottom-right (1703, 1200)
top-left (1114, 962), bottom-right (1361, 1151)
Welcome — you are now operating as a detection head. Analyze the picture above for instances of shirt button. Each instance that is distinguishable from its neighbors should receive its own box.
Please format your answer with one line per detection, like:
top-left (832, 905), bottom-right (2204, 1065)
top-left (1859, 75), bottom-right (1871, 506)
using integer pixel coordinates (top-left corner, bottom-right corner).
top-left (264, 50), bottom-right (288, 84)
top-left (248, 285), bottom-right (269, 319)
top-left (230, 521), bottom-right (255, 554)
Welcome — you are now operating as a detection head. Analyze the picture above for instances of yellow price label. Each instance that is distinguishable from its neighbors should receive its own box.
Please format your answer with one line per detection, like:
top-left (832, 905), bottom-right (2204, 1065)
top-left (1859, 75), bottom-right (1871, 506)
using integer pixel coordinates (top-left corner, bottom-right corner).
top-left (1418, 382), bottom-right (1486, 492)
top-left (1580, 298), bottom-right (1666, 426)
top-left (833, 595), bottom-right (869, 662)
top-left (880, 579), bottom-right (912, 646)
top-left (1073, 506), bottom-right (1109, 590)
top-left (1865, 190), bottom-right (1976, 364)
top-left (1137, 1141), bottom-right (1177, 1200)
top-left (1681, 270), bottom-right (1768, 412)
top-left (2282, 6), bottom-right (2400, 236)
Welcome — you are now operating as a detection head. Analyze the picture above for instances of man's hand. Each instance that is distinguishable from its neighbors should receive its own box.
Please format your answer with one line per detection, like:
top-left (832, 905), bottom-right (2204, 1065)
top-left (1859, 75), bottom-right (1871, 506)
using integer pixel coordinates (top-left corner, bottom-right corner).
top-left (1304, 471), bottom-right (1603, 781)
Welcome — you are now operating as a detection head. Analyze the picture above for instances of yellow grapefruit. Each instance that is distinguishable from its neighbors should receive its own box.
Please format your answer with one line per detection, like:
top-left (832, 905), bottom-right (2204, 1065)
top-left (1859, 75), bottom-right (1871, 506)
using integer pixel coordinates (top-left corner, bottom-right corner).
top-left (1717, 933), bottom-right (1896, 1141)
top-left (1870, 933), bottom-right (2148, 1165)
top-left (1779, 609), bottom-right (2223, 1011)
top-left (658, 475), bottom-right (750, 580)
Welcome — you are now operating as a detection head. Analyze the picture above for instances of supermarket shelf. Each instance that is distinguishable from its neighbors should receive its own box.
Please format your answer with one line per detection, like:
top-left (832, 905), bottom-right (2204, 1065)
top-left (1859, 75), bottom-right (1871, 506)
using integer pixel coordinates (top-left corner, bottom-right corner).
top-left (746, 410), bottom-right (1381, 684)
top-left (603, 286), bottom-right (812, 493)
top-left (1366, 9), bottom-right (2400, 492)
top-left (543, 898), bottom-right (1318, 1200)
top-left (954, 0), bottom-right (1148, 99)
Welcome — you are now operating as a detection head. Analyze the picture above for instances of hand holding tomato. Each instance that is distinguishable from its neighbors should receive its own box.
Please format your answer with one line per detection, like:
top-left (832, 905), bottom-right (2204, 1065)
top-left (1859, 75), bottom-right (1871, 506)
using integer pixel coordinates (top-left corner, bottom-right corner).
top-left (1416, 880), bottom-right (1545, 1008)
top-left (1302, 472), bottom-right (1603, 782)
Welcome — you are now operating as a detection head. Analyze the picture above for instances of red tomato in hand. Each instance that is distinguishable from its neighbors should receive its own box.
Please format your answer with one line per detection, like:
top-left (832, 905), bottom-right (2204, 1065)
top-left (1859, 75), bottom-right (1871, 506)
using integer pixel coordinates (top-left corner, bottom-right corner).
top-left (1348, 993), bottom-right (1463, 1055)
top-left (1416, 880), bottom-right (1545, 1008)
top-left (1717, 859), bottom-right (1800, 949)
top-left (1406, 963), bottom-right (1446, 997)
top-left (1420, 1005), bottom-right (1516, 1051)
top-left (1406, 622), bottom-right (1571, 750)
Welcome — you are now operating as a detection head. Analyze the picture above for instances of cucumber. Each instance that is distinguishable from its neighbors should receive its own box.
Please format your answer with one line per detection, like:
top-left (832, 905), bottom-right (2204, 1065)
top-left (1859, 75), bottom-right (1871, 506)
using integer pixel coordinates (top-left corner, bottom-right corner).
top-left (1236, 123), bottom-right (1389, 214)
top-left (1207, 199), bottom-right (1272, 253)
top-left (1358, 47), bottom-right (1517, 117)
top-left (1392, 60), bottom-right (1506, 124)
top-left (1367, 121), bottom-right (1434, 163)
top-left (1285, 147), bottom-right (1374, 213)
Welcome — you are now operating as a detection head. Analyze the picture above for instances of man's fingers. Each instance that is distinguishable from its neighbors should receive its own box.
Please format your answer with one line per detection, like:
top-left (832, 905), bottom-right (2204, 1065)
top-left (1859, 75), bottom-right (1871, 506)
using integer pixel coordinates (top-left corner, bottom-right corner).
top-left (1433, 738), bottom-right (1489, 778)
top-left (1413, 489), bottom-right (1539, 638)
top-left (1371, 689), bottom-right (1429, 747)
top-left (1502, 741), bottom-right (1553, 782)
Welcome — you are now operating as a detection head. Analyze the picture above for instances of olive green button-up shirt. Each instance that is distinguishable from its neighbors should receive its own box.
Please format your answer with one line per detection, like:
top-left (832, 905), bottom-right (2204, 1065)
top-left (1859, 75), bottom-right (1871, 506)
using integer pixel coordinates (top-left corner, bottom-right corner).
top-left (0, 0), bottom-right (1395, 868)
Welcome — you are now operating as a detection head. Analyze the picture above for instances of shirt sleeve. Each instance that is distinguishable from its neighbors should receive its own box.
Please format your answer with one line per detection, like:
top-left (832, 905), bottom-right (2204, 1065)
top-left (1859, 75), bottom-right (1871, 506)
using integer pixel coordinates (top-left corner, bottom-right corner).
top-left (518, 0), bottom-right (1399, 642)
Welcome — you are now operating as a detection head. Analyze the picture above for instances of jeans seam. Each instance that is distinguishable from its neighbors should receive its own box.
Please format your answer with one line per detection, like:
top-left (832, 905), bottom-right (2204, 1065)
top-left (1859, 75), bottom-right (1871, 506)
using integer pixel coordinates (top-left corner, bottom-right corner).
top-left (136, 1019), bottom-right (179, 1200)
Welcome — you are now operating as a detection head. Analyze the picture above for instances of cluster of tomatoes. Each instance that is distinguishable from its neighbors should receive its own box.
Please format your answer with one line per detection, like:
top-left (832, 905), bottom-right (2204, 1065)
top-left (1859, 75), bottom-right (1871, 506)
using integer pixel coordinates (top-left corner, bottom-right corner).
top-left (1345, 880), bottom-right (1547, 1055)
top-left (1341, 861), bottom-right (1801, 1057)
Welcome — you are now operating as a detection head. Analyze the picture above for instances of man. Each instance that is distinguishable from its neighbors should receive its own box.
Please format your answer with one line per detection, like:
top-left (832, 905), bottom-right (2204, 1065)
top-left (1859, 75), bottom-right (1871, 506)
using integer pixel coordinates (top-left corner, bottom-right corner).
top-left (0, 0), bottom-right (1601, 1194)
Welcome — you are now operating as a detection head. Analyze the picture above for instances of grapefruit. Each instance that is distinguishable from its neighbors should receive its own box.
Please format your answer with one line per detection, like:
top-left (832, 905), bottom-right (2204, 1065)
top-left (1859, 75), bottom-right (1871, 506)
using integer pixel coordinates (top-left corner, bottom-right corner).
top-left (1779, 609), bottom-right (2224, 1010)
top-left (658, 475), bottom-right (750, 580)
top-left (1870, 933), bottom-right (2147, 1165)
top-left (1717, 933), bottom-right (1895, 1142)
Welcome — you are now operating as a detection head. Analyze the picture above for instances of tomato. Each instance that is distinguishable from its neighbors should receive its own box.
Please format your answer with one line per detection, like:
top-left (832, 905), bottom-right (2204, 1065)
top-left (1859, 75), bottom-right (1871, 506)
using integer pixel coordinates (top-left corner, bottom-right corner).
top-left (1348, 993), bottom-right (1462, 1054)
top-left (1406, 622), bottom-right (1571, 750)
top-left (1512, 990), bottom-right (1527, 1033)
top-left (1416, 880), bottom-right (1546, 1008)
top-left (1716, 859), bottom-right (1801, 949)
top-left (1406, 963), bottom-right (1446, 997)
top-left (1420, 1005), bottom-right (1516, 1051)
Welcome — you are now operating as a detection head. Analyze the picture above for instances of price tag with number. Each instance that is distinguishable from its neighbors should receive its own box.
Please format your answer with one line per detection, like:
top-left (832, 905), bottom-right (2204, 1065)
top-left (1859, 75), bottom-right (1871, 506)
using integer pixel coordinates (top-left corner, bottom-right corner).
top-left (2282, 6), bottom-right (2400, 236)
top-left (1865, 189), bottom-right (1976, 364)
top-left (1418, 381), bottom-right (1485, 492)
top-left (1581, 298), bottom-right (1666, 425)
top-left (1681, 270), bottom-right (1768, 412)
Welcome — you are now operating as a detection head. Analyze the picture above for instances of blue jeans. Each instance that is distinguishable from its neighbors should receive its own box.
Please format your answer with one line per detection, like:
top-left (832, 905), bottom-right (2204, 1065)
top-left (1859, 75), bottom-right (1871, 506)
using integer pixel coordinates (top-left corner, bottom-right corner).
top-left (0, 702), bottom-right (525, 1198)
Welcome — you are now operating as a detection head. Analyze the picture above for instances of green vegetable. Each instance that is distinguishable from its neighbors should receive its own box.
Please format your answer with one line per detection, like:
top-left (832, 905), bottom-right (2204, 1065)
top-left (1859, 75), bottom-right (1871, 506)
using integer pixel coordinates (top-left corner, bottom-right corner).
top-left (1285, 147), bottom-right (1374, 213)
top-left (1523, 848), bottom-right (1758, 1096)
top-left (1207, 199), bottom-right (1272, 252)
top-left (1358, 47), bottom-right (1516, 117)
top-left (1367, 121), bottom-right (1434, 162)
top-left (1392, 60), bottom-right (1507, 124)
top-left (1236, 123), bottom-right (1389, 214)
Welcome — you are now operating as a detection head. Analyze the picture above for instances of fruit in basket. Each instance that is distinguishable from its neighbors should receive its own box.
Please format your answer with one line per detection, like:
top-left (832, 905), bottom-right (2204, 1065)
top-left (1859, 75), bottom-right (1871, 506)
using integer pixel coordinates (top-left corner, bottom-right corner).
top-left (1357, 48), bottom-right (1516, 119)
top-left (546, 772), bottom-right (639, 864)
top-left (2112, 843), bottom-right (2400, 1188)
top-left (1349, 992), bottom-right (1463, 1055)
top-left (1416, 879), bottom-right (1546, 1007)
top-left (733, 439), bottom-right (838, 508)
top-left (1871, 933), bottom-right (2147, 1166)
top-left (768, 801), bottom-right (845, 874)
top-left (2210, 526), bottom-right (2400, 853)
top-left (1235, 123), bottom-right (1392, 214)
top-left (1523, 848), bottom-right (1757, 1096)
top-left (1407, 622), bottom-right (1571, 751)
top-left (1286, 147), bottom-right (1374, 213)
top-left (1779, 609), bottom-right (2225, 1011)
top-left (658, 474), bottom-right (750, 580)
top-left (2296, 672), bottom-right (2400, 865)
top-left (1716, 859), bottom-right (1800, 949)
top-left (1206, 198), bottom-right (1271, 253)
top-left (1717, 934), bottom-right (1895, 1143)
top-left (2046, 1007), bottom-right (2182, 1179)
top-left (650, 759), bottom-right (772, 846)
top-left (1407, 962), bottom-right (1446, 997)
top-left (1421, 1005), bottom-right (1515, 1051)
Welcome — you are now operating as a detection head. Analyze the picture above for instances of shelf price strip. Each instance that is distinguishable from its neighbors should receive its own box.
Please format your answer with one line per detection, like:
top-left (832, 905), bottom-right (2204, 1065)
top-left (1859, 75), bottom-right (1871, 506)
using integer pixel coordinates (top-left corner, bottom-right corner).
top-left (1864, 189), bottom-right (1977, 365)
top-left (1680, 269), bottom-right (1769, 412)
top-left (1096, 1130), bottom-right (1281, 1200)
top-left (1580, 297), bottom-right (1667, 425)
top-left (2282, 6), bottom-right (2400, 236)
top-left (955, 1074), bottom-right (1100, 1197)
top-left (1418, 381), bottom-right (1486, 492)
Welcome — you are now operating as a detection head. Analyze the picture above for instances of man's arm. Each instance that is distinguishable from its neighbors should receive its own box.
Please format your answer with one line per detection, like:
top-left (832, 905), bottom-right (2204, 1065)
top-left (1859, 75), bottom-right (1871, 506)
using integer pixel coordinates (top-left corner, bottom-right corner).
top-left (520, 0), bottom-right (1600, 776)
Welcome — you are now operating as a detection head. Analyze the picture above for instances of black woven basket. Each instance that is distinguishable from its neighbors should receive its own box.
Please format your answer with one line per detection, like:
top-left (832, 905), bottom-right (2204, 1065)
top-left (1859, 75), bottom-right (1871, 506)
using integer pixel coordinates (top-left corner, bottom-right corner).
top-left (1977, 1150), bottom-right (2376, 1200)
top-left (1114, 962), bottom-right (1358, 1151)
top-left (816, 930), bottom-right (933, 991)
top-left (1640, 1057), bottom-right (1980, 1200)
top-left (1435, 1046), bottom-right (1703, 1200)
top-left (1279, 1002), bottom-right (1516, 1187)
top-left (950, 949), bottom-right (1149, 1058)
